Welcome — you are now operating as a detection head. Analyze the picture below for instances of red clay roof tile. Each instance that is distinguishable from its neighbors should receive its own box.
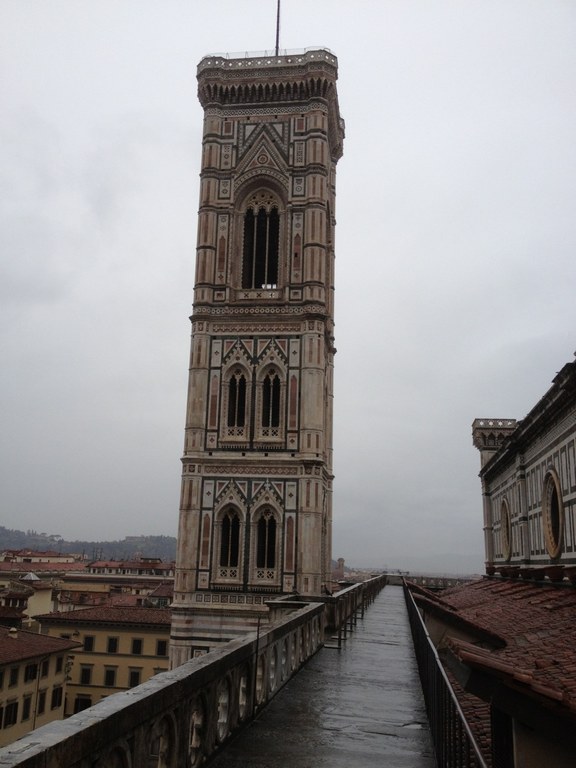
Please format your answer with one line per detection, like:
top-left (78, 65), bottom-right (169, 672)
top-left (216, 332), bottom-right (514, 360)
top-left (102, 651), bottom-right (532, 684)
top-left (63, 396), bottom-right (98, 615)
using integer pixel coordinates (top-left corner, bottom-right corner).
top-left (435, 578), bottom-right (576, 713)
top-left (34, 605), bottom-right (171, 627)
top-left (0, 627), bottom-right (80, 664)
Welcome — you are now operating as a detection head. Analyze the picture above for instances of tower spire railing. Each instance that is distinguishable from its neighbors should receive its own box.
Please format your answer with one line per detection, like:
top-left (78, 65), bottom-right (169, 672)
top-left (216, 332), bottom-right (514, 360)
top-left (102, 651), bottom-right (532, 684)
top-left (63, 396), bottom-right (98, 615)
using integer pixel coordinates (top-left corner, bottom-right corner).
top-left (197, 47), bottom-right (337, 73)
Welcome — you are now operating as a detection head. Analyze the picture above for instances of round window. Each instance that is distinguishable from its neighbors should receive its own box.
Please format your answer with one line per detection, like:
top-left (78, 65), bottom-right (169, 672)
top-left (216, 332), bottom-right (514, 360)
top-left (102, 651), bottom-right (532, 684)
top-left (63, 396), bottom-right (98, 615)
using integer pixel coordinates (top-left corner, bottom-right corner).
top-left (500, 499), bottom-right (512, 562)
top-left (542, 469), bottom-right (564, 559)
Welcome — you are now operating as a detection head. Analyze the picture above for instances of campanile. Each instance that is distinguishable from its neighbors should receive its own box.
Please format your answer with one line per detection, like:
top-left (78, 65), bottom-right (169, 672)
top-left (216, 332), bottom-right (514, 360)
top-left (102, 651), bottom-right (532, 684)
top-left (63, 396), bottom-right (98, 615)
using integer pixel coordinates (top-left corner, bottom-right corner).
top-left (171, 49), bottom-right (344, 664)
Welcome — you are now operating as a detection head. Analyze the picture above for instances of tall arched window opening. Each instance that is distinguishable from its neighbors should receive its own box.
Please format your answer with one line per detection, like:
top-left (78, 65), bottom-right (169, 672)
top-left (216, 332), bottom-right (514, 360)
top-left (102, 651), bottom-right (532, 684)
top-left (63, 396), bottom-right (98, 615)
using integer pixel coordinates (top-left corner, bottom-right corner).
top-left (262, 372), bottom-right (280, 428)
top-left (256, 511), bottom-right (276, 568)
top-left (227, 372), bottom-right (246, 428)
top-left (242, 206), bottom-right (279, 289)
top-left (220, 511), bottom-right (240, 567)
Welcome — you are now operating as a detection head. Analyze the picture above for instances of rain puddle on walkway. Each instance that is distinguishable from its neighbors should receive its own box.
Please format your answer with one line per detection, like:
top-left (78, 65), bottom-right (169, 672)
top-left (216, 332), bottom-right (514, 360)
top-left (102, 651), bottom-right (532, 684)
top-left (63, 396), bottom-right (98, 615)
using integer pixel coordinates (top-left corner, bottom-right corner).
top-left (211, 585), bottom-right (435, 768)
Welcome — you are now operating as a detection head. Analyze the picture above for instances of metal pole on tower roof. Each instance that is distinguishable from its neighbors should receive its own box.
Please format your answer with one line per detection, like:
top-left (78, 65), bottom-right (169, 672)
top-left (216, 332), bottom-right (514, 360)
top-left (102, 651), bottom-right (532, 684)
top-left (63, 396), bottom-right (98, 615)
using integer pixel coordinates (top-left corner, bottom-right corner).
top-left (275, 0), bottom-right (281, 56)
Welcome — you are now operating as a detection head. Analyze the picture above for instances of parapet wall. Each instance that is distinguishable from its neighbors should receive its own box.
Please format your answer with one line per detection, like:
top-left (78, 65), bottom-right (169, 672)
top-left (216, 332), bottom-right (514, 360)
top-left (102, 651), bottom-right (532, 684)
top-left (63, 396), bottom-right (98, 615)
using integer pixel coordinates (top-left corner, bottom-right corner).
top-left (0, 602), bottom-right (324, 768)
top-left (0, 576), bottom-right (387, 767)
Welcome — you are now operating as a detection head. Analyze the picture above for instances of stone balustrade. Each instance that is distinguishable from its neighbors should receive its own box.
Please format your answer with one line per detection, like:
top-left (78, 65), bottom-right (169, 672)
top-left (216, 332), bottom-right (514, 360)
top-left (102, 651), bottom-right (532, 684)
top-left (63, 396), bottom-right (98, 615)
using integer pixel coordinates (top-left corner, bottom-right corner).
top-left (0, 576), bottom-right (387, 767)
top-left (322, 575), bottom-right (387, 647)
top-left (0, 602), bottom-right (324, 768)
top-left (387, 573), bottom-right (474, 590)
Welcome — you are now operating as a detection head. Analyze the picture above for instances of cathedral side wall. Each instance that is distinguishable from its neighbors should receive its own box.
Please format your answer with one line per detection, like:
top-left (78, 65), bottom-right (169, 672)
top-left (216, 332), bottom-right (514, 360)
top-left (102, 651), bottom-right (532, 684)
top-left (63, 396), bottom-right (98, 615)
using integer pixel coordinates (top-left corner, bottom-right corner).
top-left (481, 388), bottom-right (576, 569)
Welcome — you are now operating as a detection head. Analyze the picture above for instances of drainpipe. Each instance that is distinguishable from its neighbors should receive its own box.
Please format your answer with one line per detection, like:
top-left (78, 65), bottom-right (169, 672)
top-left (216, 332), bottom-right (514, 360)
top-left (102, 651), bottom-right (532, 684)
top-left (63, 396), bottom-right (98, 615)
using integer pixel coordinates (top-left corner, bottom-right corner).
top-left (32, 655), bottom-right (47, 731)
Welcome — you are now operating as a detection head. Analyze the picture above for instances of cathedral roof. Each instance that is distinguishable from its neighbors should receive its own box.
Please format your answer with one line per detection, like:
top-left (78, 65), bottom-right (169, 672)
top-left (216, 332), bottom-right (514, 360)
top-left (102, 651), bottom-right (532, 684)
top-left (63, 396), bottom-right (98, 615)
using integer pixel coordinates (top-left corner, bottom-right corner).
top-left (420, 577), bottom-right (576, 717)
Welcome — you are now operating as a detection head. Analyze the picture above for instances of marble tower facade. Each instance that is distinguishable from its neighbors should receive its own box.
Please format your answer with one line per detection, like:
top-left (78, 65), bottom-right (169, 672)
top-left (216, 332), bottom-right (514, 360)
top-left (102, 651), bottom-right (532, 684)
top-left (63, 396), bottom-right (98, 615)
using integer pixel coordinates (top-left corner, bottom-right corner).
top-left (171, 49), bottom-right (344, 664)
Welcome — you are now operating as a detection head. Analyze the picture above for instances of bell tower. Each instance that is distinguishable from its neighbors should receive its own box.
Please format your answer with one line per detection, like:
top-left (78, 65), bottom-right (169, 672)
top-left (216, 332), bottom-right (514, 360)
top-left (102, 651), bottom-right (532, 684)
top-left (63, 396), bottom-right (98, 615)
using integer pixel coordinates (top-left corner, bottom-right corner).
top-left (171, 49), bottom-right (344, 664)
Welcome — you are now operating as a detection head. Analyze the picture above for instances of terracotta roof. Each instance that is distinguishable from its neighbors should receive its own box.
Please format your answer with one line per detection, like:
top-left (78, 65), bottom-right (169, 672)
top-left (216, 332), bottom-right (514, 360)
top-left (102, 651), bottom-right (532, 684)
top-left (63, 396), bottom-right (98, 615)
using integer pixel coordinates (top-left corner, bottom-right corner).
top-left (0, 627), bottom-right (80, 665)
top-left (148, 582), bottom-right (174, 598)
top-left (0, 561), bottom-right (87, 573)
top-left (88, 561), bottom-right (122, 568)
top-left (427, 578), bottom-right (576, 715)
top-left (108, 594), bottom-right (143, 607)
top-left (58, 592), bottom-right (151, 608)
top-left (1, 579), bottom-right (49, 595)
top-left (58, 590), bottom-right (111, 606)
top-left (35, 605), bottom-right (171, 627)
top-left (1, 588), bottom-right (31, 599)
top-left (2, 549), bottom-right (63, 558)
top-left (445, 669), bottom-right (492, 767)
top-left (89, 560), bottom-right (173, 569)
top-left (413, 591), bottom-right (506, 648)
top-left (30, 582), bottom-right (54, 591)
top-left (404, 579), bottom-right (447, 602)
top-left (0, 606), bottom-right (24, 620)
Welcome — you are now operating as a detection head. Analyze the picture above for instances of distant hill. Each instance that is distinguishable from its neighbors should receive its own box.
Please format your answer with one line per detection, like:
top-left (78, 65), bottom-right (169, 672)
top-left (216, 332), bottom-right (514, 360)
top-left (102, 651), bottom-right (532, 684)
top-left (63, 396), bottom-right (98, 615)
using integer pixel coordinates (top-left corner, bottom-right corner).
top-left (0, 527), bottom-right (371, 572)
top-left (0, 527), bottom-right (177, 562)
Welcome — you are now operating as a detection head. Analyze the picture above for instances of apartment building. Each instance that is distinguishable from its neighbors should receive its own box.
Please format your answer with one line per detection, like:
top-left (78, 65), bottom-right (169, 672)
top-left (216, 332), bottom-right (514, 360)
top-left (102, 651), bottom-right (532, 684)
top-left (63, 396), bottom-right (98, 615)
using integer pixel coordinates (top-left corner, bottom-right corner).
top-left (36, 605), bottom-right (171, 716)
top-left (0, 627), bottom-right (79, 747)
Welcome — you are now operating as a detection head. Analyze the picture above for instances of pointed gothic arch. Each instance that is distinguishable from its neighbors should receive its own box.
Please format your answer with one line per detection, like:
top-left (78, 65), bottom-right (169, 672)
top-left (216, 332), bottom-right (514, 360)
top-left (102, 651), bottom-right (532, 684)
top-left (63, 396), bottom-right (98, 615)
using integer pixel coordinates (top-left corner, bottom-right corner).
top-left (233, 178), bottom-right (287, 290)
top-left (261, 370), bottom-right (280, 429)
top-left (250, 504), bottom-right (282, 586)
top-left (255, 363), bottom-right (286, 443)
top-left (227, 372), bottom-right (247, 428)
top-left (213, 506), bottom-right (245, 584)
top-left (241, 196), bottom-right (280, 289)
top-left (220, 509), bottom-right (240, 568)
top-left (256, 510), bottom-right (277, 568)
top-left (220, 361), bottom-right (251, 443)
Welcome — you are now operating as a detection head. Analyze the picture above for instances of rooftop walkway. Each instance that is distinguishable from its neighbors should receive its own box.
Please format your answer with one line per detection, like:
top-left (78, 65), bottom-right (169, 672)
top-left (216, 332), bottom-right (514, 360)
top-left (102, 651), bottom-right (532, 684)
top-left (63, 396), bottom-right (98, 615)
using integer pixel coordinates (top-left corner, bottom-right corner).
top-left (212, 584), bottom-right (435, 768)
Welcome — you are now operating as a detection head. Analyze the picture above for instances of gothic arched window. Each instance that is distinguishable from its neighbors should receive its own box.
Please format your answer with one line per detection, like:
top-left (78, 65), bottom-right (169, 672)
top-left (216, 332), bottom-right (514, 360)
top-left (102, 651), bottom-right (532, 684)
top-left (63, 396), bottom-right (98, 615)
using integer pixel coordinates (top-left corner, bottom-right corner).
top-left (220, 511), bottom-right (240, 568)
top-left (242, 202), bottom-right (279, 289)
top-left (256, 510), bottom-right (276, 569)
top-left (227, 371), bottom-right (246, 428)
top-left (262, 372), bottom-right (280, 428)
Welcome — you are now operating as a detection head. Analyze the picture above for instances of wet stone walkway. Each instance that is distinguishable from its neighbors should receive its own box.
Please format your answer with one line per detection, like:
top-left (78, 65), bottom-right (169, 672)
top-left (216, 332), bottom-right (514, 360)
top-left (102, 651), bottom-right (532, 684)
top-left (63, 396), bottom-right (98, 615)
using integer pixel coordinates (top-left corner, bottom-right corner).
top-left (212, 585), bottom-right (436, 768)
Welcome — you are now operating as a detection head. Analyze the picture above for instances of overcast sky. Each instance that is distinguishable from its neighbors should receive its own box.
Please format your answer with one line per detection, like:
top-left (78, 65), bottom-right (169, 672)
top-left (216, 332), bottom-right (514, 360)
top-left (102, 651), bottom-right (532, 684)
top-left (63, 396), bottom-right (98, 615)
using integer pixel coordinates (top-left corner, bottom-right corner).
top-left (1, 1), bottom-right (575, 573)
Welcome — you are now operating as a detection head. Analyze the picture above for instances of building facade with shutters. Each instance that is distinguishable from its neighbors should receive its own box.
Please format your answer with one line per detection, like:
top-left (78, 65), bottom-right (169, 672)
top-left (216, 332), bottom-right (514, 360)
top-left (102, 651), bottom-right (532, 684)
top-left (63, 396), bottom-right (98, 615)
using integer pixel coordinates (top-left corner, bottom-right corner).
top-left (36, 606), bottom-right (170, 717)
top-left (171, 49), bottom-right (345, 664)
top-left (0, 627), bottom-right (79, 747)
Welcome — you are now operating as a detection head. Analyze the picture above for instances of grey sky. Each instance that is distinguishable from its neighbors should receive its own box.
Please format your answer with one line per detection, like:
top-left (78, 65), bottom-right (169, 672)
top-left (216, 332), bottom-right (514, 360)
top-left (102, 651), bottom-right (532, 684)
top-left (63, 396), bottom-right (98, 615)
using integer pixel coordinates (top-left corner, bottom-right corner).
top-left (1, 1), bottom-right (575, 573)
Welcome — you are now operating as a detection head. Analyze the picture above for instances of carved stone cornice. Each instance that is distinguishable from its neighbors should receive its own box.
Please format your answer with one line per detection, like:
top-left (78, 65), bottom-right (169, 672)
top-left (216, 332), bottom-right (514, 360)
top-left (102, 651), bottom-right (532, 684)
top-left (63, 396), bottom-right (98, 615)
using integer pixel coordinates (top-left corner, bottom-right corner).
top-left (204, 466), bottom-right (299, 476)
top-left (211, 323), bottom-right (301, 333)
top-left (192, 304), bottom-right (327, 317)
top-left (197, 50), bottom-right (344, 162)
top-left (197, 49), bottom-right (338, 81)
